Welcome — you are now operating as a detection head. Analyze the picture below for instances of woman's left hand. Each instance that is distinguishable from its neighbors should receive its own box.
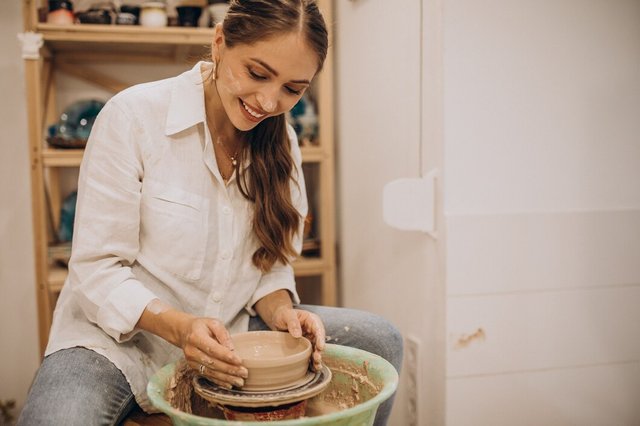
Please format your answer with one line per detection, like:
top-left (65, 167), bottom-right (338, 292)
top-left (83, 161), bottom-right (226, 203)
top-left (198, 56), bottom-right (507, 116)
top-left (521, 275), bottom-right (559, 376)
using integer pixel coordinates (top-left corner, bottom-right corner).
top-left (271, 306), bottom-right (325, 371)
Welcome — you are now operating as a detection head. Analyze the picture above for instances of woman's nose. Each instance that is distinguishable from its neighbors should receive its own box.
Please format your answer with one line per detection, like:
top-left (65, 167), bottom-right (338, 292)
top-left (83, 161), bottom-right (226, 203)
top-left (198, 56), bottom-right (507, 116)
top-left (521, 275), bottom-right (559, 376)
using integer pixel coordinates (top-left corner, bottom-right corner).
top-left (256, 89), bottom-right (279, 113)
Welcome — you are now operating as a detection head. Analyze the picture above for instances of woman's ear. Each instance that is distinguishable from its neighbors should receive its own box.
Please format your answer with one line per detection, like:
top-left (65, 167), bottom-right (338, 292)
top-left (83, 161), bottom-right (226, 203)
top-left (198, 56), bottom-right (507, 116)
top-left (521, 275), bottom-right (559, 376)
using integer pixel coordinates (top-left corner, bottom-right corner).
top-left (210, 23), bottom-right (225, 61)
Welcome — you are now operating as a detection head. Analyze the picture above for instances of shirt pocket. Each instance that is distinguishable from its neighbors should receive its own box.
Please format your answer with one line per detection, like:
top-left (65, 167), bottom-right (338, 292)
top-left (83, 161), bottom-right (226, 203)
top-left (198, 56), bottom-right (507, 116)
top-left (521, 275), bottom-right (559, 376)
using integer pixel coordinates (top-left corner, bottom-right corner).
top-left (140, 179), bottom-right (208, 281)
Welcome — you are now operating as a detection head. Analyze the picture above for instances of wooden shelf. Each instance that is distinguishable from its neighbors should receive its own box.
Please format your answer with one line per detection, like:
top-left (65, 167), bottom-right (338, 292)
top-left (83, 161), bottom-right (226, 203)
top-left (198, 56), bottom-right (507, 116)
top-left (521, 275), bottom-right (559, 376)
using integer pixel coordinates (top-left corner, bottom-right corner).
top-left (300, 146), bottom-right (327, 162)
top-left (293, 257), bottom-right (327, 277)
top-left (42, 146), bottom-right (327, 168)
top-left (47, 257), bottom-right (327, 294)
top-left (48, 264), bottom-right (67, 293)
top-left (42, 148), bottom-right (83, 167)
top-left (36, 24), bottom-right (213, 61)
top-left (37, 23), bottom-right (214, 45)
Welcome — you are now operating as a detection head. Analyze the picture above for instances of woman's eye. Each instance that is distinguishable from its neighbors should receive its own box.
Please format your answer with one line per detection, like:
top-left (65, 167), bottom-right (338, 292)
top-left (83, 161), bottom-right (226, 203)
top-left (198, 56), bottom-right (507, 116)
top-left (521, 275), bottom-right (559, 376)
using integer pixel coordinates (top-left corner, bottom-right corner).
top-left (248, 69), bottom-right (267, 80)
top-left (285, 86), bottom-right (302, 96)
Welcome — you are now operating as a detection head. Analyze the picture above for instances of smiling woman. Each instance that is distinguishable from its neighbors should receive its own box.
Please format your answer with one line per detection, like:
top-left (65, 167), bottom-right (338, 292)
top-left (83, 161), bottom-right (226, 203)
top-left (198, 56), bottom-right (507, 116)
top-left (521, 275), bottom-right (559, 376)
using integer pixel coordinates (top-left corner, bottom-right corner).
top-left (203, 1), bottom-right (327, 274)
top-left (17, 1), bottom-right (402, 426)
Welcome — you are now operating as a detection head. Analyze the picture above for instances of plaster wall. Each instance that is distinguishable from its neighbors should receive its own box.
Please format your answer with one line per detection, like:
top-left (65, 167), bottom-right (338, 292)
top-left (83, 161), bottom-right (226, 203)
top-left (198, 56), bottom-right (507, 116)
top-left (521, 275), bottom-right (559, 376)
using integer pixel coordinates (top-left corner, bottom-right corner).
top-left (0, 1), bottom-right (40, 417)
top-left (336, 0), bottom-right (640, 425)
top-left (443, 1), bottom-right (640, 424)
top-left (335, 2), bottom-right (446, 425)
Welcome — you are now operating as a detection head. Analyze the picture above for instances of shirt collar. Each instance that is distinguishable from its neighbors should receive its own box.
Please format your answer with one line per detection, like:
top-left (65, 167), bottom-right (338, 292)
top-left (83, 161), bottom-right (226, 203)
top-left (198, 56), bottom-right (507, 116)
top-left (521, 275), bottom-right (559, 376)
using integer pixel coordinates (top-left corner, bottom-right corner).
top-left (164, 61), bottom-right (208, 136)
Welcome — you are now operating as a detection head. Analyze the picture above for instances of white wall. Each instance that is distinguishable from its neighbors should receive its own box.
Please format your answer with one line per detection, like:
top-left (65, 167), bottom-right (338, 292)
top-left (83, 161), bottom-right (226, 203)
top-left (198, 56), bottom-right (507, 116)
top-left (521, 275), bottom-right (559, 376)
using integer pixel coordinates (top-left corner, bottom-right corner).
top-left (0, 1), bottom-right (40, 418)
top-left (336, 1), bottom-right (446, 425)
top-left (443, 1), bottom-right (640, 424)
top-left (337, 0), bottom-right (640, 425)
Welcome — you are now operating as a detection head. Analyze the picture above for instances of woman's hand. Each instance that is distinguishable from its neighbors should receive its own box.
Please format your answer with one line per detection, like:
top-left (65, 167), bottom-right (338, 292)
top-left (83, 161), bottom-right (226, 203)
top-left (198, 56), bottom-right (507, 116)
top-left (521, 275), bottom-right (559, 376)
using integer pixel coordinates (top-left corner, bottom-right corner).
top-left (135, 301), bottom-right (248, 390)
top-left (179, 317), bottom-right (249, 389)
top-left (271, 306), bottom-right (326, 371)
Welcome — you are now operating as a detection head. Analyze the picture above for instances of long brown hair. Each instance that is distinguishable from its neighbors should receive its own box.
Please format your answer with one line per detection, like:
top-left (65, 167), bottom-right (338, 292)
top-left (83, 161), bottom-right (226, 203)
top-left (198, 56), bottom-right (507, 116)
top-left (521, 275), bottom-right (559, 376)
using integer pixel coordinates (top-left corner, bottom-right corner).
top-left (223, 0), bottom-right (328, 272)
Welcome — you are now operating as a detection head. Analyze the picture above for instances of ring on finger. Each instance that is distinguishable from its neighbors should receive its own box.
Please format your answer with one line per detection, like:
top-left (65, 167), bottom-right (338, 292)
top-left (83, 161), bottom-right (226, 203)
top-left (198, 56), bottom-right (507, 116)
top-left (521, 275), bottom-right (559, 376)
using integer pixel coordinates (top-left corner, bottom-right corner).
top-left (199, 364), bottom-right (205, 375)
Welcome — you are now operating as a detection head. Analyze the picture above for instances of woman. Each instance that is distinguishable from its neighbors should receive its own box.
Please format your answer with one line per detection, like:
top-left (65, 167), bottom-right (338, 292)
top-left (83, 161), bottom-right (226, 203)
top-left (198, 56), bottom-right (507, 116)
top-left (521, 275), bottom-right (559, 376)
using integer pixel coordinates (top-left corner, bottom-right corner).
top-left (18, 1), bottom-right (402, 425)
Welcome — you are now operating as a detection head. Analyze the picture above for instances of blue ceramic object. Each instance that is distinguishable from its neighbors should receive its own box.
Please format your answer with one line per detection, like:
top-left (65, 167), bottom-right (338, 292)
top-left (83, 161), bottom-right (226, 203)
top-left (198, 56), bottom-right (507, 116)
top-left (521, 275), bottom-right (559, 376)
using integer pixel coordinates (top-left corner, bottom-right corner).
top-left (58, 191), bottom-right (77, 242)
top-left (286, 93), bottom-right (318, 145)
top-left (48, 99), bottom-right (105, 148)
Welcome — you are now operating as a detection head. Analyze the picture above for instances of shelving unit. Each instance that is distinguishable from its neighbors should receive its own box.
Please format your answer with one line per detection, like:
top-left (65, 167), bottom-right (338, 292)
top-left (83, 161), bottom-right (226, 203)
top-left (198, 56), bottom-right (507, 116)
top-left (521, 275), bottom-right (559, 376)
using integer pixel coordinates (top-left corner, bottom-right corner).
top-left (21, 1), bottom-right (336, 355)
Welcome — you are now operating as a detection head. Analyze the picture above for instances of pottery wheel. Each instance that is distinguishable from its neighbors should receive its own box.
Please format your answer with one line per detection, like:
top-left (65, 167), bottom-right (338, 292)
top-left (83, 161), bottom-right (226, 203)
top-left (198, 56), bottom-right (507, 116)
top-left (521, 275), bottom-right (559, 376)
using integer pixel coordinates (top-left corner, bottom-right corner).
top-left (193, 365), bottom-right (332, 408)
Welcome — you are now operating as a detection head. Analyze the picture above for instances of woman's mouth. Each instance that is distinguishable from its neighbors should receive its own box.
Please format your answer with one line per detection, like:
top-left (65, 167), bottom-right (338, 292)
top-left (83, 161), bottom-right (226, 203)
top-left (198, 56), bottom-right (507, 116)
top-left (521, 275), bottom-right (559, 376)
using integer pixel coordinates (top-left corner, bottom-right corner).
top-left (239, 99), bottom-right (267, 122)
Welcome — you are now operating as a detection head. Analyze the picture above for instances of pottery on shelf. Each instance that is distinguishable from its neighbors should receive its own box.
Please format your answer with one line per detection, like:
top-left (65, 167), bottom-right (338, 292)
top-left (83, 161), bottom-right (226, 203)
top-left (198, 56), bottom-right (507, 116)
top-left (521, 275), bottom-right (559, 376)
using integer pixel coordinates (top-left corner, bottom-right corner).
top-left (47, 99), bottom-right (105, 149)
top-left (176, 6), bottom-right (202, 27)
top-left (47, 0), bottom-right (74, 25)
top-left (207, 0), bottom-right (229, 27)
top-left (286, 92), bottom-right (319, 146)
top-left (139, 2), bottom-right (167, 27)
top-left (76, 9), bottom-right (113, 24)
top-left (118, 4), bottom-right (140, 24)
top-left (232, 331), bottom-right (312, 391)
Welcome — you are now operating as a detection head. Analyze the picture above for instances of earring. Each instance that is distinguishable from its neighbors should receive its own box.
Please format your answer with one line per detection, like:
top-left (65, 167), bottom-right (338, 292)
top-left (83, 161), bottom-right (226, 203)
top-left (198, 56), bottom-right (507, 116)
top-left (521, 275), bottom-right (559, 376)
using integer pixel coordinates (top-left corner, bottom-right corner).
top-left (212, 59), bottom-right (218, 80)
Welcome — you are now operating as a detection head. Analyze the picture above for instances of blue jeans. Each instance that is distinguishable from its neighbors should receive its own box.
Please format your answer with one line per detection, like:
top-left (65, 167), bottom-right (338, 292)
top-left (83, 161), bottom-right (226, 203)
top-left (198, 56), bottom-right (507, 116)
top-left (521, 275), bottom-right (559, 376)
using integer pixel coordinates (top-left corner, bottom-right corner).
top-left (18, 305), bottom-right (402, 426)
top-left (17, 347), bottom-right (136, 426)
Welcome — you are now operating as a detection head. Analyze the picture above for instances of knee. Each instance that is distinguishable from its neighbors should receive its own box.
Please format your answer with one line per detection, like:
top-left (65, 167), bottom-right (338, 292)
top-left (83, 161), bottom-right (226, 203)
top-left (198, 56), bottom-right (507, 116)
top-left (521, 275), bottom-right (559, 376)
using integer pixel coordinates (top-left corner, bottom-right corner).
top-left (344, 310), bottom-right (404, 374)
top-left (369, 314), bottom-right (404, 373)
top-left (19, 386), bottom-right (100, 426)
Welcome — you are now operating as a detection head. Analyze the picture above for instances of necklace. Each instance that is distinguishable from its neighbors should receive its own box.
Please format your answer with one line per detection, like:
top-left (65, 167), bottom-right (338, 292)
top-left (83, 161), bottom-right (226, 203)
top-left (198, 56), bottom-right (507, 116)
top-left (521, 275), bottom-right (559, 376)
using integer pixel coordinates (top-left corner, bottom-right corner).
top-left (206, 75), bottom-right (241, 179)
top-left (214, 136), bottom-right (239, 167)
top-left (209, 116), bottom-right (241, 181)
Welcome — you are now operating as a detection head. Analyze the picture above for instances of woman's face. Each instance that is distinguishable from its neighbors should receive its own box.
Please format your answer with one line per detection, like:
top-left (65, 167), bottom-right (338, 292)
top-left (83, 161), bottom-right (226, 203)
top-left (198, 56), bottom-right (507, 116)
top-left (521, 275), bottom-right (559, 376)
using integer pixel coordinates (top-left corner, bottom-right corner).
top-left (213, 29), bottom-right (319, 131)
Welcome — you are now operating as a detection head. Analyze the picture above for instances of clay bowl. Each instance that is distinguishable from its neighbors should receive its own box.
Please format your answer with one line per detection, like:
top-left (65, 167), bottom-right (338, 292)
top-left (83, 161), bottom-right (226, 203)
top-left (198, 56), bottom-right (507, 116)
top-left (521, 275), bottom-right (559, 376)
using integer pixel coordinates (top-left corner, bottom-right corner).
top-left (232, 331), bottom-right (312, 391)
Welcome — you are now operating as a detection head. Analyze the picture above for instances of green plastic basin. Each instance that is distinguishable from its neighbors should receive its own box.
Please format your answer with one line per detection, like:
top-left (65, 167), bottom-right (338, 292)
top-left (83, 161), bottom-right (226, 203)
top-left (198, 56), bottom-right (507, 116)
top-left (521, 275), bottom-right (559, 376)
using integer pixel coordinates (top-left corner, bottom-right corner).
top-left (147, 343), bottom-right (399, 425)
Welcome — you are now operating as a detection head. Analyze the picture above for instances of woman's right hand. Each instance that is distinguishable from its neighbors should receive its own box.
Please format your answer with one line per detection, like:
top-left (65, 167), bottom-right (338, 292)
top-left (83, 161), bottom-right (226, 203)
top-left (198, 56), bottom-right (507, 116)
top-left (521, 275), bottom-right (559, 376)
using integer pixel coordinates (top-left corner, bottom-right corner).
top-left (179, 317), bottom-right (249, 389)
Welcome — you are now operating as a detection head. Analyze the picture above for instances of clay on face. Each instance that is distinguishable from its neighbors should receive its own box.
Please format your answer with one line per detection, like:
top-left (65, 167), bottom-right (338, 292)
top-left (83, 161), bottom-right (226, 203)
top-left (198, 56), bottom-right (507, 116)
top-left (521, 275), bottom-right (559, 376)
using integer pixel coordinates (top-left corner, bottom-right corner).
top-left (255, 92), bottom-right (276, 113)
top-left (220, 66), bottom-right (242, 96)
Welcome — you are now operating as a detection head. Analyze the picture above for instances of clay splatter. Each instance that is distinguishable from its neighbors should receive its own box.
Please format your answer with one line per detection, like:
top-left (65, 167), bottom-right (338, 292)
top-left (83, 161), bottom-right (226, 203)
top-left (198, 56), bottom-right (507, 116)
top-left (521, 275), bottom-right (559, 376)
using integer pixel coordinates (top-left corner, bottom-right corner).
top-left (453, 327), bottom-right (486, 350)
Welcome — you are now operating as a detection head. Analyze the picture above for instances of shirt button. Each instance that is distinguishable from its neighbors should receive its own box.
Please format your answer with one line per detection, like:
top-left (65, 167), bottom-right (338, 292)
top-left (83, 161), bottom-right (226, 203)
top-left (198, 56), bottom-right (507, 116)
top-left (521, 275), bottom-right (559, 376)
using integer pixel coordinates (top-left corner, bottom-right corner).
top-left (211, 292), bottom-right (222, 303)
top-left (220, 250), bottom-right (231, 260)
top-left (222, 206), bottom-right (232, 215)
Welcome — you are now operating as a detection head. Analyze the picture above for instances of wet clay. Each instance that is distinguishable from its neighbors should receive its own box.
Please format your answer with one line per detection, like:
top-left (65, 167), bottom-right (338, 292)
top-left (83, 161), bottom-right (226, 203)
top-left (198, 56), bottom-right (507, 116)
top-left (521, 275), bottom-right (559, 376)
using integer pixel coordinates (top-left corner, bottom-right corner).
top-left (167, 356), bottom-right (383, 419)
top-left (313, 359), bottom-right (381, 411)
top-left (166, 360), bottom-right (221, 418)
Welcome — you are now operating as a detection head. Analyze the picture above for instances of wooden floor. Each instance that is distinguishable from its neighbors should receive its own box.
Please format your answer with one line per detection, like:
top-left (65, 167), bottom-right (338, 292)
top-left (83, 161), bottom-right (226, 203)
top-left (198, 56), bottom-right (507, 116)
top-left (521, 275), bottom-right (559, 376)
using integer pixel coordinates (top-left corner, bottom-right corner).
top-left (123, 407), bottom-right (172, 425)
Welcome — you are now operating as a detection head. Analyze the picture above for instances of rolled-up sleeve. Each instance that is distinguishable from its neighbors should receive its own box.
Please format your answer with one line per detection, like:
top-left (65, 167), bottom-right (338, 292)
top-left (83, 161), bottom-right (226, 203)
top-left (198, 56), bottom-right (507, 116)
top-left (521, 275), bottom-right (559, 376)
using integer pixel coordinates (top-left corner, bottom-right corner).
top-left (245, 126), bottom-right (307, 314)
top-left (68, 99), bottom-right (157, 343)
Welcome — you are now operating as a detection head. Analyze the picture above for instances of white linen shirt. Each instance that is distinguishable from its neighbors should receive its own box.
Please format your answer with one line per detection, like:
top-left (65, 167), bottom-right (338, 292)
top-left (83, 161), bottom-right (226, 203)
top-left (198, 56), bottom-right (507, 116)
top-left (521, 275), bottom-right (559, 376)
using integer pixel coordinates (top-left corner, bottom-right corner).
top-left (45, 62), bottom-right (306, 411)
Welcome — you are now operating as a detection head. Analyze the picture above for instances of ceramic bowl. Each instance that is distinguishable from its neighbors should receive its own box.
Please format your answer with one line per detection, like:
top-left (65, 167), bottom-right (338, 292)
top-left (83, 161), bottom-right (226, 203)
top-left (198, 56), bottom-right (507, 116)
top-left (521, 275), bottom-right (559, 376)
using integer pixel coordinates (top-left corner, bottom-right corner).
top-left (120, 4), bottom-right (140, 20)
top-left (76, 9), bottom-right (113, 24)
top-left (232, 331), bottom-right (312, 391)
top-left (176, 6), bottom-right (202, 27)
top-left (47, 99), bottom-right (105, 149)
